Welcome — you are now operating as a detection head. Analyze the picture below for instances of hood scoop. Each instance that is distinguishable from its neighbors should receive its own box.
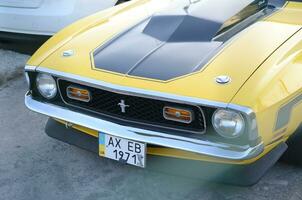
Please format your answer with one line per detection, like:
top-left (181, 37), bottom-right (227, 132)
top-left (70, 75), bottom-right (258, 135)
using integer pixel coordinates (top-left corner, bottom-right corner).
top-left (143, 0), bottom-right (265, 42)
top-left (93, 0), bottom-right (267, 81)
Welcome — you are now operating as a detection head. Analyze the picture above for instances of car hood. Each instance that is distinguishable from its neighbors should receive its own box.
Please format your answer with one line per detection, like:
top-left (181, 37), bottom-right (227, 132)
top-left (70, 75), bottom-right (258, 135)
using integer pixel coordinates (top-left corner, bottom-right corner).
top-left (29, 0), bottom-right (301, 104)
top-left (91, 0), bottom-right (268, 81)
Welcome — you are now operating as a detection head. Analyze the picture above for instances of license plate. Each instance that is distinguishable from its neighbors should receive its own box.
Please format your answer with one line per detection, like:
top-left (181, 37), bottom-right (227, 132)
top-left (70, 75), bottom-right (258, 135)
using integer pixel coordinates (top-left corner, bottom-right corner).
top-left (99, 133), bottom-right (146, 168)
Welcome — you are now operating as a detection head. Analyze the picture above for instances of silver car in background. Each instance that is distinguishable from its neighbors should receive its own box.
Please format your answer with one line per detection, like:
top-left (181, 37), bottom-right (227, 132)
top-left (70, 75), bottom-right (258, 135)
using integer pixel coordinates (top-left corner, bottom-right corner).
top-left (0, 0), bottom-right (124, 36)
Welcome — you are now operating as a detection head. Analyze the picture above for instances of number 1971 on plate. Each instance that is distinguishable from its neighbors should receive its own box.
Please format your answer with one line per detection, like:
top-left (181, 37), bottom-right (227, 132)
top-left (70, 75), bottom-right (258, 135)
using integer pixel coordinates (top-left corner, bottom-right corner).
top-left (99, 133), bottom-right (146, 168)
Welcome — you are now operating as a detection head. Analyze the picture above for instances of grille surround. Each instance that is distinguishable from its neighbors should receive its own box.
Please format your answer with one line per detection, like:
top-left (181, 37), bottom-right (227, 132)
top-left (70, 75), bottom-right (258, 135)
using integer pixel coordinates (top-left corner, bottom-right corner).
top-left (57, 78), bottom-right (206, 134)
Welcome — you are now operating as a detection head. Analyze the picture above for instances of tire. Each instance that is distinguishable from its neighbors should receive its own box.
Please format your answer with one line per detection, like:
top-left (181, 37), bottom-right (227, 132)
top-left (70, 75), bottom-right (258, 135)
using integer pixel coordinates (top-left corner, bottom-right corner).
top-left (281, 125), bottom-right (302, 165)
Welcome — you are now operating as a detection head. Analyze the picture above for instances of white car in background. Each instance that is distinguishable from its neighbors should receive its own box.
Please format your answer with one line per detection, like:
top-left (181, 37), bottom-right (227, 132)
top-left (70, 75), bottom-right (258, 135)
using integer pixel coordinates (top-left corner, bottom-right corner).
top-left (0, 0), bottom-right (125, 38)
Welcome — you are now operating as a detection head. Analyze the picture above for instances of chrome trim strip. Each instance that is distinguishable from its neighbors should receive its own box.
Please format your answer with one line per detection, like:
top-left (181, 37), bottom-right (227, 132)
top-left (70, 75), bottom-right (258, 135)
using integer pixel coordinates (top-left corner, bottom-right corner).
top-left (228, 103), bottom-right (259, 142)
top-left (24, 72), bottom-right (30, 88)
top-left (24, 65), bottom-right (37, 72)
top-left (25, 93), bottom-right (264, 160)
top-left (32, 66), bottom-right (229, 108)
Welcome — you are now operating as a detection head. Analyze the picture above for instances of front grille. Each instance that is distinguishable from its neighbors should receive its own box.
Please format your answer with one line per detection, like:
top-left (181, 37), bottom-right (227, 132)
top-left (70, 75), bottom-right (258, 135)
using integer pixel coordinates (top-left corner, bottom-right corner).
top-left (57, 79), bottom-right (206, 133)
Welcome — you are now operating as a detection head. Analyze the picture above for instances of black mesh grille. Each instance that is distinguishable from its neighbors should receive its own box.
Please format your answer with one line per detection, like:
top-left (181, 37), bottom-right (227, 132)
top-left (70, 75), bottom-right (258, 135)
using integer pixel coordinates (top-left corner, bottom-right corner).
top-left (58, 79), bottom-right (205, 133)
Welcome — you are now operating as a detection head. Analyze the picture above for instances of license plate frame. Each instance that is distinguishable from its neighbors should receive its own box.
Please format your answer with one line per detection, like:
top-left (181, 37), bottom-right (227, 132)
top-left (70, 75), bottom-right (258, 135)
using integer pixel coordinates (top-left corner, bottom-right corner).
top-left (99, 133), bottom-right (146, 168)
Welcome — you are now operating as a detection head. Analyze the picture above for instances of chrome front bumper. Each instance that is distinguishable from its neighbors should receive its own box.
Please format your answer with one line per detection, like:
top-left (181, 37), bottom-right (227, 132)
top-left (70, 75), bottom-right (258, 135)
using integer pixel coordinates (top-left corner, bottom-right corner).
top-left (25, 92), bottom-right (264, 161)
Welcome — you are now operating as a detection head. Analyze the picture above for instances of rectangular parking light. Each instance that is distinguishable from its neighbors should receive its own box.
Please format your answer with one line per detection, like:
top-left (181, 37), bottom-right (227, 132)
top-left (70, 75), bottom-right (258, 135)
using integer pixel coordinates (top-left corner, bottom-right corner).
top-left (163, 106), bottom-right (193, 124)
top-left (66, 86), bottom-right (91, 102)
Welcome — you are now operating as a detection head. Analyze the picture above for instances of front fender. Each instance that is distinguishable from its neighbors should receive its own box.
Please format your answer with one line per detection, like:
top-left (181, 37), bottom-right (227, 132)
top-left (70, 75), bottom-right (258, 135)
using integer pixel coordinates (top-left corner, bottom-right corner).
top-left (231, 28), bottom-right (302, 145)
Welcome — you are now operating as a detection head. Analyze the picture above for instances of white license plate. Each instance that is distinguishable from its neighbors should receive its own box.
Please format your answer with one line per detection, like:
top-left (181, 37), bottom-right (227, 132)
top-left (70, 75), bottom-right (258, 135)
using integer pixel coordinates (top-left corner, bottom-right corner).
top-left (99, 133), bottom-right (146, 168)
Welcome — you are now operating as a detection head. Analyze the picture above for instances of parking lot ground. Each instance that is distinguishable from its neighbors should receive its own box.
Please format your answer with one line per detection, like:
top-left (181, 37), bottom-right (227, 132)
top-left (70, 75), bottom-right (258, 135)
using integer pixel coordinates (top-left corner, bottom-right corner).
top-left (0, 49), bottom-right (29, 86)
top-left (0, 50), bottom-right (302, 200)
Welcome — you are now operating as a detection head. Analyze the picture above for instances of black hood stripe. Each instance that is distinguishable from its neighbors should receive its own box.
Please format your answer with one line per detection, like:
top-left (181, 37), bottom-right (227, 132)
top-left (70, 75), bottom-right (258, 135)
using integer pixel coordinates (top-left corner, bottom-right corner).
top-left (93, 0), bottom-right (272, 81)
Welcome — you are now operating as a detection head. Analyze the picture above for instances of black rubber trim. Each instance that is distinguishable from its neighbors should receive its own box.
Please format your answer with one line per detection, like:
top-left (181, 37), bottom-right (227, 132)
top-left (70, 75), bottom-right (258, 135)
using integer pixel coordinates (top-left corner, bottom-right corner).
top-left (45, 118), bottom-right (287, 186)
top-left (45, 118), bottom-right (98, 153)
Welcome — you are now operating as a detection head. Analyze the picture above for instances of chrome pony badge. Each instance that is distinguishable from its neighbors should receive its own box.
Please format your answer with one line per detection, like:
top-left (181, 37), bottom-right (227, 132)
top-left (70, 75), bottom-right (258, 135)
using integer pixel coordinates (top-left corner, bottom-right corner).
top-left (118, 100), bottom-right (130, 113)
top-left (215, 75), bottom-right (231, 84)
top-left (62, 50), bottom-right (74, 57)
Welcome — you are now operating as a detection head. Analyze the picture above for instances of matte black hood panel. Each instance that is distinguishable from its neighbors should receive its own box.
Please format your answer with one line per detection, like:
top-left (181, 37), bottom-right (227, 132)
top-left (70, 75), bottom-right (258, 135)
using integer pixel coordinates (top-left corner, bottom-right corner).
top-left (93, 0), bottom-right (267, 81)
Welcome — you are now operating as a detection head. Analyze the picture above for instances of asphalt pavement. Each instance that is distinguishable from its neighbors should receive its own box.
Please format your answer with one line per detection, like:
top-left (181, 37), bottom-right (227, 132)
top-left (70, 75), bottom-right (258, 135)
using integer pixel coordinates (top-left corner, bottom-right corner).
top-left (0, 49), bottom-right (29, 86)
top-left (0, 49), bottom-right (302, 200)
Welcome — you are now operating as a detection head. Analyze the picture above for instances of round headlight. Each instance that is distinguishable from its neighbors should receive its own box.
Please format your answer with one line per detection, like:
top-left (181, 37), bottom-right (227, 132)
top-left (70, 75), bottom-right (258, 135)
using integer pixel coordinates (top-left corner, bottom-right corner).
top-left (212, 109), bottom-right (245, 139)
top-left (36, 73), bottom-right (57, 99)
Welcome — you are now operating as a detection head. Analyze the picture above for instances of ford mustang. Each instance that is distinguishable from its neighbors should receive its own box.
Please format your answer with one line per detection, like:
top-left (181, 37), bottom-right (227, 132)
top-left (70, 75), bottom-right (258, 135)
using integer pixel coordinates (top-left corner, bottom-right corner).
top-left (24, 0), bottom-right (302, 185)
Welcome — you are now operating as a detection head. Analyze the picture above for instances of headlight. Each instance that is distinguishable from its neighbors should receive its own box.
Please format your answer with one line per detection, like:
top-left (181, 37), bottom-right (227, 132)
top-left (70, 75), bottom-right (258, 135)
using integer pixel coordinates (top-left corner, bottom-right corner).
top-left (36, 73), bottom-right (57, 99)
top-left (212, 109), bottom-right (245, 139)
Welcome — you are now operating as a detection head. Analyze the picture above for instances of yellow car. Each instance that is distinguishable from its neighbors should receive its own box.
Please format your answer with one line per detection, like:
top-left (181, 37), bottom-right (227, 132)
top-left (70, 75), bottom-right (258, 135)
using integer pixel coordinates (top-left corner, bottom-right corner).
top-left (25, 0), bottom-right (302, 185)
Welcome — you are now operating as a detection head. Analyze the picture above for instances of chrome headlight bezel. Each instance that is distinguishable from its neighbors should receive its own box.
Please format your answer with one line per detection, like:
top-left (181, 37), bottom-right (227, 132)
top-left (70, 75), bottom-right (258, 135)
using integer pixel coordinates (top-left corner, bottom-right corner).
top-left (36, 73), bottom-right (58, 99)
top-left (212, 109), bottom-right (246, 139)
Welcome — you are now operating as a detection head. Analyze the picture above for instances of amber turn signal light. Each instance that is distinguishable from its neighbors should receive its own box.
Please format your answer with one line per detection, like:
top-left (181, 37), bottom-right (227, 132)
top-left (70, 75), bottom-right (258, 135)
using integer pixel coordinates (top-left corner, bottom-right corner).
top-left (163, 107), bottom-right (193, 124)
top-left (66, 86), bottom-right (91, 102)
